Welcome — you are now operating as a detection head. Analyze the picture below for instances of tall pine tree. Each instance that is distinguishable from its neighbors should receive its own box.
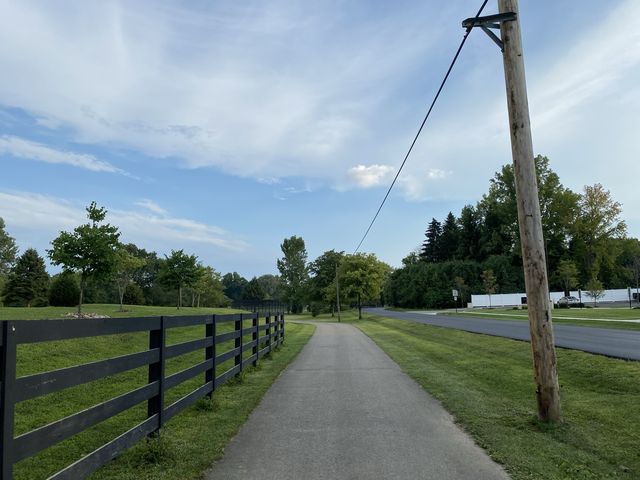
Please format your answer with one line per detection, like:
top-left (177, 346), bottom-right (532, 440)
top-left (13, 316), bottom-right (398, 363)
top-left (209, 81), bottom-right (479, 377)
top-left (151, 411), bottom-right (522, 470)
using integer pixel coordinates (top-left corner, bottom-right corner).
top-left (420, 218), bottom-right (442, 263)
top-left (439, 212), bottom-right (460, 261)
top-left (2, 248), bottom-right (50, 307)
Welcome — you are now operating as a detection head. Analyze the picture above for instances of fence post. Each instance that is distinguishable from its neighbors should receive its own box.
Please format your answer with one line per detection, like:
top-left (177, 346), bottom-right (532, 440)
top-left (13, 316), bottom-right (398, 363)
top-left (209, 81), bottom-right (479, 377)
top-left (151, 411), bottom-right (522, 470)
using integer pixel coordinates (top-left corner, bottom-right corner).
top-left (1, 321), bottom-right (16, 480)
top-left (252, 313), bottom-right (258, 367)
top-left (235, 314), bottom-right (243, 375)
top-left (206, 315), bottom-right (215, 398)
top-left (147, 316), bottom-right (165, 436)
top-left (266, 312), bottom-right (272, 355)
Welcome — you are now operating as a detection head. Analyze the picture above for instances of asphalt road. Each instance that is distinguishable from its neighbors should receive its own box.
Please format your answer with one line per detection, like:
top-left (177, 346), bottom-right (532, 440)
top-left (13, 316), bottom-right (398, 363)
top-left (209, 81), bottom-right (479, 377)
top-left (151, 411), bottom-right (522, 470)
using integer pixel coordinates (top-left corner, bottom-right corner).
top-left (206, 323), bottom-right (509, 480)
top-left (364, 308), bottom-right (640, 361)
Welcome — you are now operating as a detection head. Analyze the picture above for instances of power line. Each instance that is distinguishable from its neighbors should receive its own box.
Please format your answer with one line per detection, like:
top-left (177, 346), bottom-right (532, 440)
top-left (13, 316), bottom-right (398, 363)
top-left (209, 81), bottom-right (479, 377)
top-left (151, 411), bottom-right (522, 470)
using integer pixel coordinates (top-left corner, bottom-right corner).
top-left (353, 0), bottom-right (489, 254)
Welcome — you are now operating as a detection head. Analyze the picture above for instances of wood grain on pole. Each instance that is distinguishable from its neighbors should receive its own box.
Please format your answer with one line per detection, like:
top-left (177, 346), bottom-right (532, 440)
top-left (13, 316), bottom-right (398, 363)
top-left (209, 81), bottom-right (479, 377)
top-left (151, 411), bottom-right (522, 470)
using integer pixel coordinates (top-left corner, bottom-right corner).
top-left (498, 0), bottom-right (561, 421)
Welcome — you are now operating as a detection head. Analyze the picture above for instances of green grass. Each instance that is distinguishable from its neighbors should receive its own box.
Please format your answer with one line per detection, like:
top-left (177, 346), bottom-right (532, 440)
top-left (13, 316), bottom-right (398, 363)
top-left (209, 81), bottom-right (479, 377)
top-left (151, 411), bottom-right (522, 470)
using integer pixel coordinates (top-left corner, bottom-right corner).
top-left (0, 303), bottom-right (246, 320)
top-left (444, 307), bottom-right (640, 331)
top-left (322, 311), bottom-right (639, 479)
top-left (9, 305), bottom-right (315, 480)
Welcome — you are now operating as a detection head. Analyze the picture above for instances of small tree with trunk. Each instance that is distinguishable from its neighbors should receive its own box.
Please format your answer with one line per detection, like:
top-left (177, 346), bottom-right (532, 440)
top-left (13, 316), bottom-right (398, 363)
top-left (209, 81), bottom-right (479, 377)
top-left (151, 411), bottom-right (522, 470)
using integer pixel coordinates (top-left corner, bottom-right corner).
top-left (159, 250), bottom-right (199, 309)
top-left (114, 247), bottom-right (146, 311)
top-left (556, 259), bottom-right (579, 296)
top-left (481, 269), bottom-right (497, 308)
top-left (585, 276), bottom-right (605, 307)
top-left (48, 202), bottom-right (120, 314)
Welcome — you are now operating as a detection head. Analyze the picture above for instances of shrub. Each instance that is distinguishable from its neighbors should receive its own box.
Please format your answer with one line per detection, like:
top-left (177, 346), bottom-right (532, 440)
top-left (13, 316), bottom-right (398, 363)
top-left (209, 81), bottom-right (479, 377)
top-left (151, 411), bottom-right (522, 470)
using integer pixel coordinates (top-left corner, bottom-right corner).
top-left (48, 271), bottom-right (80, 307)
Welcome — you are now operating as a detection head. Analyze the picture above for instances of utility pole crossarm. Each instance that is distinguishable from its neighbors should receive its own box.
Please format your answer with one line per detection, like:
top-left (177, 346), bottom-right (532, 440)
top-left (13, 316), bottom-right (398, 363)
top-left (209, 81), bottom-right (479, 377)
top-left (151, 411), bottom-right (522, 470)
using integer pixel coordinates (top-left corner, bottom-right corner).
top-left (462, 12), bottom-right (517, 51)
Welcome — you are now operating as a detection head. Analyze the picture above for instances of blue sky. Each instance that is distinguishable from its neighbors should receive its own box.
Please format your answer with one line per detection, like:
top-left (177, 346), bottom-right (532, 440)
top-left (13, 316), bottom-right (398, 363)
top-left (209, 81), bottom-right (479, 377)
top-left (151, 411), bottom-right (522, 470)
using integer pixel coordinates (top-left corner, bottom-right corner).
top-left (1, 0), bottom-right (639, 278)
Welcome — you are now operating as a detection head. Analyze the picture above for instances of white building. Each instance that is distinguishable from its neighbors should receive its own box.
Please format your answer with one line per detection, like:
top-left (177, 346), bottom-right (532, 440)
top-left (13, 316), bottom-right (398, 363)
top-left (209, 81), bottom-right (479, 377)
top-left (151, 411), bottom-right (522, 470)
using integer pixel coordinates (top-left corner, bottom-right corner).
top-left (469, 288), bottom-right (637, 308)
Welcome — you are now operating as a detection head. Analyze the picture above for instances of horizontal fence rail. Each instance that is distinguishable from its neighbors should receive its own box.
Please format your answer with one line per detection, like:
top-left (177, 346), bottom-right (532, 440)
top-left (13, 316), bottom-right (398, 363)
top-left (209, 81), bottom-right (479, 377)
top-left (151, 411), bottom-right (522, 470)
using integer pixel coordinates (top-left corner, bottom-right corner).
top-left (0, 311), bottom-right (285, 480)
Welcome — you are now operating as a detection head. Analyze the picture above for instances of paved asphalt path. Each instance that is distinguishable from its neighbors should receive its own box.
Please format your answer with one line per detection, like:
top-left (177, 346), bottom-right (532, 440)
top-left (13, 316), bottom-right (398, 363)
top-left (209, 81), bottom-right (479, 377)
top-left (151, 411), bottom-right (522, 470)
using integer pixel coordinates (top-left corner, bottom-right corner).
top-left (364, 307), bottom-right (640, 361)
top-left (207, 322), bottom-right (509, 480)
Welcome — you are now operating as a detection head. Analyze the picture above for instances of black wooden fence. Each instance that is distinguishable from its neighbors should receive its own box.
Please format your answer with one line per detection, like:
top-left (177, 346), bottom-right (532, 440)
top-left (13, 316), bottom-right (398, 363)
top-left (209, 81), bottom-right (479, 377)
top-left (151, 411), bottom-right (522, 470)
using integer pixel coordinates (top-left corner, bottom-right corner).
top-left (0, 312), bottom-right (284, 480)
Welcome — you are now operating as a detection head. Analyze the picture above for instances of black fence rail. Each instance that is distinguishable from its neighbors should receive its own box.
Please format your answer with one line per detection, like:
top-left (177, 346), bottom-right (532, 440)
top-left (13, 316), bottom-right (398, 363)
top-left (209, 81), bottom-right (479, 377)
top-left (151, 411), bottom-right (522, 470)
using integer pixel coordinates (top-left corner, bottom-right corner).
top-left (0, 312), bottom-right (285, 480)
top-left (232, 300), bottom-right (287, 314)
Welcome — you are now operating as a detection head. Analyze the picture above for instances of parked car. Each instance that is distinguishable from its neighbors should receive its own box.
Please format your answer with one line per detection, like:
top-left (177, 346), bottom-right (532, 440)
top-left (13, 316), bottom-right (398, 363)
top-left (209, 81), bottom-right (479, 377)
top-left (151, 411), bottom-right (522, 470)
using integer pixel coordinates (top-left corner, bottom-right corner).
top-left (556, 296), bottom-right (580, 306)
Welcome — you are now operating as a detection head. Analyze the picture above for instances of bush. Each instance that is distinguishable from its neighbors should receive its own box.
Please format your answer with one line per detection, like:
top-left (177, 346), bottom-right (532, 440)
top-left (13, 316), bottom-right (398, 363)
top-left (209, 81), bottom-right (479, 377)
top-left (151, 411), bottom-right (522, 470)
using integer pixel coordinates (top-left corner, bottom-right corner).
top-left (48, 272), bottom-right (80, 307)
top-left (123, 283), bottom-right (145, 305)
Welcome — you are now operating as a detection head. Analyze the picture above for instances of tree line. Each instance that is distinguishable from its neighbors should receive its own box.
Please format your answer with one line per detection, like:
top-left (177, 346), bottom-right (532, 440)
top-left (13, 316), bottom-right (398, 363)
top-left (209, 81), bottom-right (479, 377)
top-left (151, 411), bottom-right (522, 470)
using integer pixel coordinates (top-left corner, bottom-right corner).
top-left (0, 203), bottom-right (284, 312)
top-left (385, 156), bottom-right (640, 309)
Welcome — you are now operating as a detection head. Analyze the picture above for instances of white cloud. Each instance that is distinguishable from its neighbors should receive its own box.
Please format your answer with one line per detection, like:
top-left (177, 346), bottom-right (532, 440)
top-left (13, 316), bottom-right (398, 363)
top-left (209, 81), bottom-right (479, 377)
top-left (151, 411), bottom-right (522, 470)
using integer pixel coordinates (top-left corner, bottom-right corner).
top-left (346, 164), bottom-right (395, 189)
top-left (0, 135), bottom-right (129, 175)
top-left (0, 0), bottom-right (442, 182)
top-left (134, 199), bottom-right (168, 216)
top-left (0, 191), bottom-right (249, 257)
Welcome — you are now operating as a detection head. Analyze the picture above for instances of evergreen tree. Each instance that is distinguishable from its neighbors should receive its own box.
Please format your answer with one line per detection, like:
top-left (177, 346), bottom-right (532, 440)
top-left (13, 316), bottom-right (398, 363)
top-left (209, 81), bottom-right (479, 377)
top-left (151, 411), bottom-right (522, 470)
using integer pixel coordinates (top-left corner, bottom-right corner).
top-left (420, 218), bottom-right (441, 262)
top-left (439, 212), bottom-right (460, 261)
top-left (243, 277), bottom-right (266, 301)
top-left (456, 205), bottom-right (481, 261)
top-left (2, 248), bottom-right (50, 307)
top-left (222, 272), bottom-right (248, 301)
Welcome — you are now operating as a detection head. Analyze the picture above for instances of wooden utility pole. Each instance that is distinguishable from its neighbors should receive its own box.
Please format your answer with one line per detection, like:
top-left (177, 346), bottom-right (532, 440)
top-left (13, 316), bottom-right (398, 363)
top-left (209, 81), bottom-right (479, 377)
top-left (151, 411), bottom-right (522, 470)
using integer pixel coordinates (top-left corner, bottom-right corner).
top-left (498, 0), bottom-right (561, 421)
top-left (336, 264), bottom-right (342, 322)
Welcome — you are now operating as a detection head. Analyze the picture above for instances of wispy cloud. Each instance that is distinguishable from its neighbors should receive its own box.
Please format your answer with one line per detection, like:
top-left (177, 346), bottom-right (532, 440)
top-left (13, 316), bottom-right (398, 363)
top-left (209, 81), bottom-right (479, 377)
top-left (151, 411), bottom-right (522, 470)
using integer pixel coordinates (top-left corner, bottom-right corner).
top-left (0, 135), bottom-right (130, 175)
top-left (0, 191), bottom-right (250, 256)
top-left (134, 199), bottom-right (168, 216)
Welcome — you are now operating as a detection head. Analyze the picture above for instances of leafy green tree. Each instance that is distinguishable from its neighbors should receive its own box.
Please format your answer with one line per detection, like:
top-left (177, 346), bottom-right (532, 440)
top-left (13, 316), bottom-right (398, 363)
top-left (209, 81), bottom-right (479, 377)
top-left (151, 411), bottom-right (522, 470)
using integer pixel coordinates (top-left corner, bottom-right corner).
top-left (0, 217), bottom-right (18, 275)
top-left (556, 259), bottom-right (579, 296)
top-left (194, 266), bottom-right (227, 307)
top-left (114, 246), bottom-right (147, 311)
top-left (276, 236), bottom-right (309, 313)
top-left (308, 250), bottom-right (345, 315)
top-left (340, 253), bottom-right (390, 319)
top-left (481, 269), bottom-right (497, 308)
top-left (585, 276), bottom-right (605, 307)
top-left (222, 272), bottom-right (248, 302)
top-left (420, 218), bottom-right (441, 263)
top-left (256, 274), bottom-right (282, 300)
top-left (48, 202), bottom-right (120, 314)
top-left (572, 183), bottom-right (627, 283)
top-left (2, 248), bottom-right (50, 307)
top-left (158, 249), bottom-right (199, 309)
top-left (48, 271), bottom-right (80, 307)
top-left (243, 277), bottom-right (266, 301)
top-left (123, 283), bottom-right (145, 305)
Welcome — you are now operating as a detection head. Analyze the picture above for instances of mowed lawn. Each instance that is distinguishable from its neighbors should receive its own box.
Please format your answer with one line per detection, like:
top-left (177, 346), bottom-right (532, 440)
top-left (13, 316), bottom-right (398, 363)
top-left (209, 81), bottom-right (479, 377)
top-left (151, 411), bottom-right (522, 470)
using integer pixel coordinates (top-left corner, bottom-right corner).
top-left (447, 306), bottom-right (640, 331)
top-left (2, 304), bottom-right (315, 480)
top-left (325, 311), bottom-right (640, 479)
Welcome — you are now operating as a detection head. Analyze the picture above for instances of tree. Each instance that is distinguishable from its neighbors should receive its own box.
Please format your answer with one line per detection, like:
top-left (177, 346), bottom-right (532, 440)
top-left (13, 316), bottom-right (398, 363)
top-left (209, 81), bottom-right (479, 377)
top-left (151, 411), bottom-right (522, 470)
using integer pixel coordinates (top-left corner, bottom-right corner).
top-left (573, 184), bottom-right (626, 282)
top-left (420, 219), bottom-right (441, 262)
top-left (276, 236), bottom-right (309, 313)
top-left (2, 248), bottom-right (50, 307)
top-left (585, 276), bottom-right (605, 307)
top-left (439, 212), bottom-right (460, 261)
top-left (243, 277), bottom-right (266, 301)
top-left (48, 271), bottom-right (80, 307)
top-left (48, 202), bottom-right (121, 314)
top-left (340, 253), bottom-right (390, 319)
top-left (222, 272), bottom-right (248, 302)
top-left (308, 250), bottom-right (345, 315)
top-left (256, 274), bottom-right (282, 300)
top-left (456, 205), bottom-right (481, 261)
top-left (0, 217), bottom-right (18, 275)
top-left (114, 246), bottom-right (146, 311)
top-left (556, 260), bottom-right (579, 296)
top-left (454, 276), bottom-right (468, 307)
top-left (194, 266), bottom-right (227, 307)
top-left (158, 250), bottom-right (199, 309)
top-left (481, 269), bottom-right (497, 308)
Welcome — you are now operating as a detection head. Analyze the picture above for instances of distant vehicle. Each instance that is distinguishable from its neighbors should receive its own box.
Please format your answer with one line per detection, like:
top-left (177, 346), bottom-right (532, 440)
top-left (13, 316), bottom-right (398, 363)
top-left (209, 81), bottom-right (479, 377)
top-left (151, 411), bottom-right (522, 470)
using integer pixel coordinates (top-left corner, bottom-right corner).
top-left (557, 296), bottom-right (580, 306)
